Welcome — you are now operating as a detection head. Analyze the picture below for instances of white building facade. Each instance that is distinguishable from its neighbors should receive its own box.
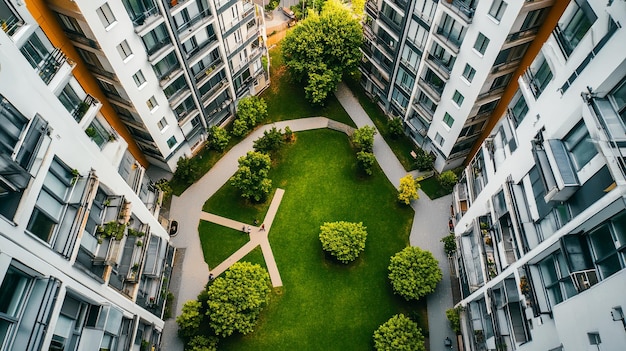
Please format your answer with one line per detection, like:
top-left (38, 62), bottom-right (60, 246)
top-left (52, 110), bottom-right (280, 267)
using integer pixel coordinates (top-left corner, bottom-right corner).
top-left (0, 2), bottom-right (175, 350)
top-left (44, 0), bottom-right (270, 171)
top-left (361, 0), bottom-right (555, 171)
top-left (451, 0), bottom-right (626, 350)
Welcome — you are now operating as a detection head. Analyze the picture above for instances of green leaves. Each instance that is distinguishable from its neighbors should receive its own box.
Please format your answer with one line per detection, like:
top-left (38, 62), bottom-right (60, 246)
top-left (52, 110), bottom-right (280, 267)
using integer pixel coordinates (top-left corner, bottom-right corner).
top-left (398, 174), bottom-right (419, 205)
top-left (231, 151), bottom-right (272, 202)
top-left (206, 262), bottom-right (271, 337)
top-left (319, 221), bottom-right (367, 263)
top-left (207, 125), bottom-right (230, 152)
top-left (176, 300), bottom-right (203, 341)
top-left (373, 314), bottom-right (426, 351)
top-left (232, 96), bottom-right (268, 137)
top-left (388, 246), bottom-right (442, 301)
top-left (351, 125), bottom-right (377, 152)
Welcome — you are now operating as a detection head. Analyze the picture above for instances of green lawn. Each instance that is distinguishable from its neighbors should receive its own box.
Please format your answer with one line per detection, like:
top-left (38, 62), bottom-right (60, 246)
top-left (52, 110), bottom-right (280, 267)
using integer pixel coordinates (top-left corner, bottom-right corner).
top-left (200, 130), bottom-right (427, 351)
top-left (198, 221), bottom-right (250, 269)
top-left (344, 76), bottom-right (418, 172)
top-left (419, 176), bottom-right (451, 200)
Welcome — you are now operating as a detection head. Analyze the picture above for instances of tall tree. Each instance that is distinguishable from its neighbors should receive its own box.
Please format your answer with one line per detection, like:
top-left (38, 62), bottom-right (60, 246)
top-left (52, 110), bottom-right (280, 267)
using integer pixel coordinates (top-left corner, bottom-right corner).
top-left (282, 0), bottom-right (362, 105)
top-left (232, 96), bottom-right (268, 137)
top-left (388, 246), bottom-right (442, 301)
top-left (231, 151), bottom-right (272, 202)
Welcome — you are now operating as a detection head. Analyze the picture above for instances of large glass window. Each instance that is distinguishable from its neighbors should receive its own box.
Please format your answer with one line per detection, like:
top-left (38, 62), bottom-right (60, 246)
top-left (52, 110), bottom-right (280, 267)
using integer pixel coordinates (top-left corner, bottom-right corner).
top-left (142, 24), bottom-right (171, 56)
top-left (521, 8), bottom-right (548, 30)
top-left (473, 33), bottom-right (490, 55)
top-left (539, 251), bottom-right (576, 306)
top-left (589, 223), bottom-right (623, 278)
top-left (561, 4), bottom-right (595, 50)
top-left (531, 58), bottom-right (553, 97)
top-left (510, 90), bottom-right (528, 126)
top-left (20, 31), bottom-right (51, 69)
top-left (563, 121), bottom-right (597, 170)
top-left (152, 51), bottom-right (179, 79)
top-left (0, 267), bottom-right (32, 348)
top-left (57, 84), bottom-right (81, 114)
top-left (610, 78), bottom-right (626, 122)
top-left (163, 75), bottom-right (188, 99)
top-left (430, 42), bottom-right (455, 72)
top-left (437, 13), bottom-right (466, 47)
top-left (380, 2), bottom-right (403, 28)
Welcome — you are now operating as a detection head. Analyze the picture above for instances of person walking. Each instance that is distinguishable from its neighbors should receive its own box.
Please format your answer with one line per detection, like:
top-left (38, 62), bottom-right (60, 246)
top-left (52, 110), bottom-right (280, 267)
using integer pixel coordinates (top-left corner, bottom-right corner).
top-left (247, 226), bottom-right (251, 234)
top-left (260, 223), bottom-right (265, 231)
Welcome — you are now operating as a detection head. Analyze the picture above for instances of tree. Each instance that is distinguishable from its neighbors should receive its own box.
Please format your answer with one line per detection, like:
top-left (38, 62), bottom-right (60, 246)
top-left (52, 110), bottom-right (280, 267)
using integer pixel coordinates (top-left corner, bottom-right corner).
top-left (441, 234), bottom-right (457, 256)
top-left (414, 148), bottom-right (434, 171)
top-left (388, 246), bottom-right (442, 301)
top-left (186, 336), bottom-right (219, 351)
top-left (398, 174), bottom-right (419, 205)
top-left (356, 151), bottom-right (376, 176)
top-left (232, 96), bottom-right (268, 137)
top-left (352, 125), bottom-right (377, 152)
top-left (207, 125), bottom-right (230, 152)
top-left (438, 170), bottom-right (458, 192)
top-left (446, 307), bottom-right (463, 335)
top-left (173, 156), bottom-right (200, 188)
top-left (282, 0), bottom-right (362, 105)
top-left (253, 127), bottom-right (284, 154)
top-left (206, 262), bottom-right (271, 337)
top-left (319, 221), bottom-right (367, 263)
top-left (388, 117), bottom-right (404, 139)
top-left (176, 300), bottom-right (203, 341)
top-left (230, 151), bottom-right (272, 202)
top-left (373, 314), bottom-right (426, 351)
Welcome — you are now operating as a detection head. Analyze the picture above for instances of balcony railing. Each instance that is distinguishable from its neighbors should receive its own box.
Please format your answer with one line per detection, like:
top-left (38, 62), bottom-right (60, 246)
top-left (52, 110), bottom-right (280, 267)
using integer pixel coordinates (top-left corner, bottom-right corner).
top-left (85, 64), bottom-right (119, 81)
top-left (129, 5), bottom-right (160, 26)
top-left (193, 59), bottom-right (223, 83)
top-left (186, 36), bottom-right (217, 60)
top-left (72, 94), bottom-right (99, 122)
top-left (1, 13), bottom-right (25, 36)
top-left (418, 77), bottom-right (444, 101)
top-left (426, 54), bottom-right (453, 79)
top-left (440, 0), bottom-right (475, 24)
top-left (146, 38), bottom-right (172, 57)
top-left (506, 27), bottom-right (539, 43)
top-left (36, 48), bottom-right (70, 85)
top-left (175, 8), bottom-right (212, 33)
top-left (434, 28), bottom-right (462, 54)
top-left (201, 80), bottom-right (226, 103)
top-left (64, 30), bottom-right (101, 50)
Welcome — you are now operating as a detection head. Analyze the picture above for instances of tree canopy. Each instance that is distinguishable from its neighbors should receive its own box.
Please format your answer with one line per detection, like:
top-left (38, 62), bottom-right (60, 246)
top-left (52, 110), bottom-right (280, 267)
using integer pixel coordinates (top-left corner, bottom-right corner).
top-left (319, 221), bottom-right (368, 263)
top-left (351, 125), bottom-right (377, 152)
top-left (207, 125), bottom-right (230, 152)
top-left (231, 151), bottom-right (272, 202)
top-left (233, 96), bottom-right (267, 136)
top-left (388, 246), bottom-right (442, 301)
top-left (398, 174), bottom-right (419, 205)
top-left (282, 0), bottom-right (362, 105)
top-left (373, 314), bottom-right (426, 351)
top-left (206, 262), bottom-right (271, 337)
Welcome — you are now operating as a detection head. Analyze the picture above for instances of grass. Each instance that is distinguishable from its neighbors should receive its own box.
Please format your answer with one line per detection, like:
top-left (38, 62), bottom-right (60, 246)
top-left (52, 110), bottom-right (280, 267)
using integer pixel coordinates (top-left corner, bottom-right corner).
top-left (203, 184), bottom-right (273, 224)
top-left (200, 130), bottom-right (428, 351)
top-left (198, 221), bottom-right (250, 269)
top-left (170, 44), bottom-right (355, 196)
top-left (418, 176), bottom-right (451, 200)
top-left (344, 76), bottom-right (418, 172)
top-left (240, 246), bottom-right (267, 270)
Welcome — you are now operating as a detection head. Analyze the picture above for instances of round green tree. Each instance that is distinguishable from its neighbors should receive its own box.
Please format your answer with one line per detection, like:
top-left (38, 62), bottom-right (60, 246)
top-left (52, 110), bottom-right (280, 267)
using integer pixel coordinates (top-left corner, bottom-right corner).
top-left (319, 221), bottom-right (367, 263)
top-left (398, 174), bottom-right (419, 205)
top-left (388, 246), bottom-right (442, 301)
top-left (207, 125), bottom-right (230, 152)
top-left (176, 300), bottom-right (203, 341)
top-left (206, 262), bottom-right (271, 337)
top-left (230, 151), bottom-right (272, 202)
top-left (373, 314), bottom-right (426, 351)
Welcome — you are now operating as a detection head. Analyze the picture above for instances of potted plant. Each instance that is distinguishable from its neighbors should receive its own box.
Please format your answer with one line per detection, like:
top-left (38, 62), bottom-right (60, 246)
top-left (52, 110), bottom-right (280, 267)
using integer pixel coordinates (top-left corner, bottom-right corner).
top-left (85, 126), bottom-right (97, 138)
top-left (131, 263), bottom-right (140, 272)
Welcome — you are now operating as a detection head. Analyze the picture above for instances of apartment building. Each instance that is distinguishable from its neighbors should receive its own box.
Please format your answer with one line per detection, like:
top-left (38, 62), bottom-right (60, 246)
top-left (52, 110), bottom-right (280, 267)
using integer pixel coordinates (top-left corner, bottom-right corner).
top-left (30, 0), bottom-right (270, 171)
top-left (361, 0), bottom-right (559, 172)
top-left (450, 0), bottom-right (626, 350)
top-left (0, 2), bottom-right (175, 350)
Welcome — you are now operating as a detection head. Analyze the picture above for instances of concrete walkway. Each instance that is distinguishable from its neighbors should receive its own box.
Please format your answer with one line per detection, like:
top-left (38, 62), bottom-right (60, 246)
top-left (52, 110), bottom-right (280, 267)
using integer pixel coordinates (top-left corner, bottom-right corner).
top-left (334, 82), bottom-right (457, 350)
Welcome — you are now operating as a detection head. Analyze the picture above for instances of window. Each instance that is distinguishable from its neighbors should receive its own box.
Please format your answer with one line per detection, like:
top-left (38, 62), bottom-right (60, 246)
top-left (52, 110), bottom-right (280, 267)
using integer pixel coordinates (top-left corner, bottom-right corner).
top-left (152, 51), bottom-right (179, 80)
top-left (142, 24), bottom-right (171, 56)
top-left (157, 118), bottom-right (168, 131)
top-left (430, 42), bottom-right (456, 72)
top-left (561, 3), bottom-right (596, 51)
top-left (164, 75), bottom-right (189, 99)
top-left (413, 0), bottom-right (436, 23)
top-left (20, 31), bottom-right (51, 69)
top-left (417, 91), bottom-right (437, 114)
top-left (539, 251), bottom-right (576, 306)
top-left (437, 13), bottom-right (466, 47)
top-left (132, 70), bottom-right (146, 87)
top-left (167, 136), bottom-right (177, 148)
top-left (563, 121), bottom-right (597, 170)
top-left (27, 159), bottom-right (74, 243)
top-left (452, 90), bottom-right (464, 106)
top-left (381, 2), bottom-right (403, 28)
top-left (588, 223), bottom-right (623, 279)
top-left (401, 46), bottom-right (420, 71)
top-left (530, 58), bottom-right (553, 97)
top-left (473, 33), bottom-right (490, 55)
top-left (406, 20), bottom-right (429, 50)
top-left (434, 132), bottom-right (444, 146)
top-left (443, 113), bottom-right (454, 128)
top-left (521, 8), bottom-right (548, 30)
top-left (147, 96), bottom-right (158, 111)
top-left (58, 84), bottom-right (82, 114)
top-left (488, 0), bottom-right (507, 21)
top-left (491, 73), bottom-right (513, 90)
top-left (96, 3), bottom-right (116, 28)
top-left (510, 90), bottom-right (528, 126)
top-left (391, 88), bottom-right (409, 110)
top-left (397, 68), bottom-right (415, 92)
top-left (609, 77), bottom-right (626, 122)
top-left (56, 12), bottom-right (83, 34)
top-left (462, 64), bottom-right (476, 82)
top-left (0, 266), bottom-right (32, 348)
top-left (117, 40), bottom-right (132, 60)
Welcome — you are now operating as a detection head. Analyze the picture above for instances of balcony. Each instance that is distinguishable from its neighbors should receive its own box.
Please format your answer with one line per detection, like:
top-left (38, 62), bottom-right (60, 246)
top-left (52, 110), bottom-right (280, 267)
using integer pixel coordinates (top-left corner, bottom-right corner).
top-left (0, 12), bottom-right (24, 37)
top-left (202, 80), bottom-right (227, 103)
top-left (194, 60), bottom-right (224, 84)
top-left (85, 63), bottom-right (118, 82)
top-left (417, 77), bottom-right (443, 102)
top-left (146, 38), bottom-right (173, 60)
top-left (425, 53), bottom-right (452, 80)
top-left (440, 0), bottom-right (475, 24)
top-left (215, 0), bottom-right (239, 13)
top-left (72, 94), bottom-right (100, 123)
top-left (476, 86), bottom-right (505, 104)
top-left (186, 36), bottom-right (218, 62)
top-left (413, 100), bottom-right (435, 122)
top-left (175, 8), bottom-right (212, 34)
top-left (128, 3), bottom-right (161, 27)
top-left (64, 30), bottom-right (101, 50)
top-left (434, 28), bottom-right (462, 54)
top-left (365, 0), bottom-right (378, 18)
top-left (505, 27), bottom-right (539, 45)
top-left (35, 48), bottom-right (72, 85)
top-left (453, 182), bottom-right (469, 220)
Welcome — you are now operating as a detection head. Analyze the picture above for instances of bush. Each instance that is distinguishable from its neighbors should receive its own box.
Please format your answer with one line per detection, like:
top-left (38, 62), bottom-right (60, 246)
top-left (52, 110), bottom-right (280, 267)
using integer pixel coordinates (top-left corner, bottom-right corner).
top-left (176, 300), bottom-right (203, 341)
top-left (173, 156), bottom-right (201, 188)
top-left (373, 314), bottom-right (426, 351)
top-left (438, 170), bottom-right (458, 192)
top-left (388, 117), bottom-right (404, 138)
top-left (441, 234), bottom-right (457, 256)
top-left (414, 148), bottom-right (434, 171)
top-left (446, 307), bottom-right (462, 335)
top-left (207, 125), bottom-right (230, 152)
top-left (356, 151), bottom-right (376, 176)
top-left (398, 174), bottom-right (419, 205)
top-left (186, 336), bottom-right (219, 351)
top-left (388, 246), bottom-right (442, 301)
top-left (319, 221), bottom-right (367, 263)
top-left (154, 178), bottom-right (172, 197)
top-left (284, 126), bottom-right (294, 142)
top-left (230, 151), bottom-right (272, 202)
top-left (351, 125), bottom-right (377, 152)
top-left (253, 127), bottom-right (284, 154)
top-left (206, 262), bottom-right (271, 337)
top-left (232, 96), bottom-right (267, 137)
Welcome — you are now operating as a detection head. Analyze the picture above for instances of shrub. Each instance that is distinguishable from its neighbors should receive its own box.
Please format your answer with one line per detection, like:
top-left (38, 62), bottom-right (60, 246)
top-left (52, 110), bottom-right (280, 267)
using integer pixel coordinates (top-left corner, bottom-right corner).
top-left (351, 125), bottom-right (377, 152)
top-left (373, 314), bottom-right (426, 351)
top-left (232, 96), bottom-right (267, 137)
top-left (356, 151), bottom-right (376, 176)
top-left (173, 156), bottom-right (200, 188)
top-left (230, 151), bottom-right (272, 202)
top-left (207, 125), bottom-right (230, 152)
top-left (253, 127), bottom-right (284, 154)
top-left (176, 300), bottom-right (203, 341)
top-left (319, 221), bottom-right (367, 263)
top-left (441, 234), bottom-right (457, 256)
top-left (387, 117), bottom-right (404, 138)
top-left (398, 174), bottom-right (419, 205)
top-left (438, 170), bottom-right (458, 192)
top-left (446, 307), bottom-right (463, 335)
top-left (186, 335), bottom-right (219, 351)
top-left (388, 246), bottom-right (442, 301)
top-left (414, 148), bottom-right (434, 171)
top-left (284, 126), bottom-right (294, 142)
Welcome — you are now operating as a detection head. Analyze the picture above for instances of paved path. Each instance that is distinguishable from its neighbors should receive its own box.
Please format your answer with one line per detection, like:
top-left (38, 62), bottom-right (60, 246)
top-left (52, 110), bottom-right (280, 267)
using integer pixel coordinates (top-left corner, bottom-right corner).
top-left (334, 82), bottom-right (457, 350)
